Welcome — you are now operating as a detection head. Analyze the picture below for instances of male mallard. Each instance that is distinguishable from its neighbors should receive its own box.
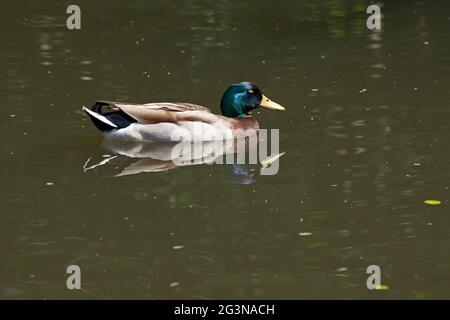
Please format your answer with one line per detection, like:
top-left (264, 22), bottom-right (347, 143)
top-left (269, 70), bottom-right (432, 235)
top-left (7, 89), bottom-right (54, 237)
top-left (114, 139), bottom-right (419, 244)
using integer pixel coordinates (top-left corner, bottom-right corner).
top-left (82, 82), bottom-right (285, 142)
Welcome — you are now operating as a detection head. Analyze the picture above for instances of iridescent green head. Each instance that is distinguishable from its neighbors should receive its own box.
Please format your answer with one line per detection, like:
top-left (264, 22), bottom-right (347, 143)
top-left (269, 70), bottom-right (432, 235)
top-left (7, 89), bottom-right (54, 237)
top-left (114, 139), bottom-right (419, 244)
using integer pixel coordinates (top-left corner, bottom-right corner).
top-left (220, 82), bottom-right (285, 118)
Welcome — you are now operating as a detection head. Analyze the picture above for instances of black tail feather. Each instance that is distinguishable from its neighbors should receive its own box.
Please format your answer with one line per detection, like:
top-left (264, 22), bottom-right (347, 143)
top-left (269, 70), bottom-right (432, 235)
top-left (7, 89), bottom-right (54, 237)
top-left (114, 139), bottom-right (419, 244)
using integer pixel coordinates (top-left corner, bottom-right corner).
top-left (83, 102), bottom-right (137, 132)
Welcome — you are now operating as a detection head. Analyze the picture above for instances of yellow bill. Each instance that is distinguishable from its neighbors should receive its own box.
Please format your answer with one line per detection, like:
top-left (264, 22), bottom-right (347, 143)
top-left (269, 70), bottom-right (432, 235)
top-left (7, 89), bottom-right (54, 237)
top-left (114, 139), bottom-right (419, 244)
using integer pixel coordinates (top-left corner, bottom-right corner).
top-left (260, 95), bottom-right (285, 111)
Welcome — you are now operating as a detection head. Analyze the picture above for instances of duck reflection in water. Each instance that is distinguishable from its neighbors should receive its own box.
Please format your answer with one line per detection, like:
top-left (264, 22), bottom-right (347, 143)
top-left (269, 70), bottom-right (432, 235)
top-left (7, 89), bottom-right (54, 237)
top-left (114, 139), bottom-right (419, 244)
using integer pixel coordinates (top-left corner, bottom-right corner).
top-left (83, 138), bottom-right (284, 184)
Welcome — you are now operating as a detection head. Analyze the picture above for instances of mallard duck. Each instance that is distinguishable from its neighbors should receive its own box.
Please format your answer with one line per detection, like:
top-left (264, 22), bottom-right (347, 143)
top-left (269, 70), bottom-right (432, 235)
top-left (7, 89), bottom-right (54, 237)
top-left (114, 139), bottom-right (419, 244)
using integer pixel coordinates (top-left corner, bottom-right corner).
top-left (82, 82), bottom-right (285, 142)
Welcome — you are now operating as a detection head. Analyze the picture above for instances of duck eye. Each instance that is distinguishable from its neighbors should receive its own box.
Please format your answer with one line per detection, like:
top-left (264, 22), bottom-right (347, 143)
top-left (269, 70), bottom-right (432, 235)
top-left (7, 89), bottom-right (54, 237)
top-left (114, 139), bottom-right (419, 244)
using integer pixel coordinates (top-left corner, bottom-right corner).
top-left (248, 89), bottom-right (254, 94)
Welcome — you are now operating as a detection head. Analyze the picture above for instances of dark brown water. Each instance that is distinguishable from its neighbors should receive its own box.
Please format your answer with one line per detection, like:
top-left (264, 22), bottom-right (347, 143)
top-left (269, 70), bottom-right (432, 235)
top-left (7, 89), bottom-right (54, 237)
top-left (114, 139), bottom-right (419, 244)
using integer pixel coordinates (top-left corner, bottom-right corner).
top-left (1, 0), bottom-right (449, 299)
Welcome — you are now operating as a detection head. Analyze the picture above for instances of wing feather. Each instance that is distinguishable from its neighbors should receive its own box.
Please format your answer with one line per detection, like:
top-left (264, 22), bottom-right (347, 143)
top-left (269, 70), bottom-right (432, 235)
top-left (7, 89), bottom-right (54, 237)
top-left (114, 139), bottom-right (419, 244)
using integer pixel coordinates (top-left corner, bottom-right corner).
top-left (95, 101), bottom-right (218, 124)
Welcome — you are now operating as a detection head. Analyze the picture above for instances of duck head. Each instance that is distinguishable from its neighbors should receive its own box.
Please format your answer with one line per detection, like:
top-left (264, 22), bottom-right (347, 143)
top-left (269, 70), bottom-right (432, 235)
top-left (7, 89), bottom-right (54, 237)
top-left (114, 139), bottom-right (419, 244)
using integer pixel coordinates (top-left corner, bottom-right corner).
top-left (220, 82), bottom-right (285, 118)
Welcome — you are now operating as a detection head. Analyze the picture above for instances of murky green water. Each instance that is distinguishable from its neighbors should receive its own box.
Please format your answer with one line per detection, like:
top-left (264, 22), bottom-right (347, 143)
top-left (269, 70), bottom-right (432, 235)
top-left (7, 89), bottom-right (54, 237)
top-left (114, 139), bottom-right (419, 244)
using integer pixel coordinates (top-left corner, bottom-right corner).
top-left (1, 0), bottom-right (449, 299)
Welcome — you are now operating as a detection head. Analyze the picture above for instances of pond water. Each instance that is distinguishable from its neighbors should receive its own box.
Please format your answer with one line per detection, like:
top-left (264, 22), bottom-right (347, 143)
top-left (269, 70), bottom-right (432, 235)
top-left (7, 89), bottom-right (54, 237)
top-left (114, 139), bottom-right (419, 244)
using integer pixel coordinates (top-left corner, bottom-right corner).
top-left (0, 0), bottom-right (449, 299)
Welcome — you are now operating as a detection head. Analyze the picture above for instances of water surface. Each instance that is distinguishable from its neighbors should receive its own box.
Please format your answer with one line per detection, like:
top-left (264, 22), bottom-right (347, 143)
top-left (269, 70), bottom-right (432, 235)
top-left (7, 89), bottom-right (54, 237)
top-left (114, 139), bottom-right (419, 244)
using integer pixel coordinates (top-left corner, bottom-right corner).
top-left (0, 0), bottom-right (449, 299)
